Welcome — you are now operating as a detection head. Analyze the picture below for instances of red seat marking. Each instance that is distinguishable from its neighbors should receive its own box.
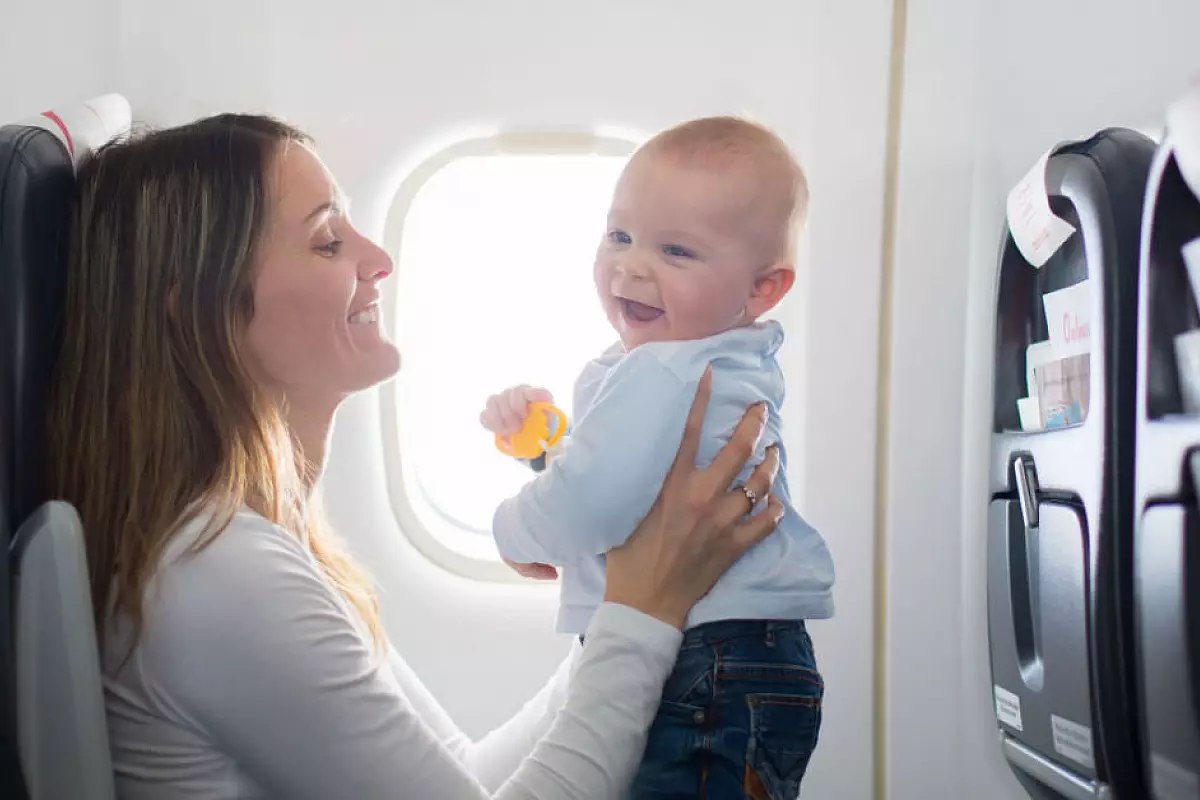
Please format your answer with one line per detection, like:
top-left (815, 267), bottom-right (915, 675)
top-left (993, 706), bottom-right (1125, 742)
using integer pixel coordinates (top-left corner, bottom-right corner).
top-left (40, 110), bottom-right (74, 159)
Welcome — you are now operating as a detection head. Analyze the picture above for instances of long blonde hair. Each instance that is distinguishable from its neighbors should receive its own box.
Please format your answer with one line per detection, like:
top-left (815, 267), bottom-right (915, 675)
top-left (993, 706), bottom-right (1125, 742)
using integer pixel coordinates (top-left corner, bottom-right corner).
top-left (45, 113), bottom-right (385, 654)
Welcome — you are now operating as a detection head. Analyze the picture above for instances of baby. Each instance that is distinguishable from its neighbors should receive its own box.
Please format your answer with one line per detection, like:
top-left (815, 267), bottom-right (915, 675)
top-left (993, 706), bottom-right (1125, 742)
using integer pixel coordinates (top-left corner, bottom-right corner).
top-left (480, 116), bottom-right (835, 798)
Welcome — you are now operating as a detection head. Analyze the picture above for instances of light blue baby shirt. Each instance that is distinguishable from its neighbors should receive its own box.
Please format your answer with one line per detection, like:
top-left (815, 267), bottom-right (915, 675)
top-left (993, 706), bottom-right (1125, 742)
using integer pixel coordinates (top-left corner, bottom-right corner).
top-left (492, 320), bottom-right (836, 634)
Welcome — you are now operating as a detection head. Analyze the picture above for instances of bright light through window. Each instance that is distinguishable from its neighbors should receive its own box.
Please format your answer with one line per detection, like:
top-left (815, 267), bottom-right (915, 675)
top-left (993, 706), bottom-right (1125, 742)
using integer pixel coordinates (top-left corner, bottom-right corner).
top-left (389, 151), bottom-right (629, 563)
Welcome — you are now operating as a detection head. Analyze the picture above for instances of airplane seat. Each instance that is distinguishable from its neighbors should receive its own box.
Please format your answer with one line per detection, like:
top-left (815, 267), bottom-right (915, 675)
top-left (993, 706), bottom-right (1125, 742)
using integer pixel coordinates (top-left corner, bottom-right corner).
top-left (12, 504), bottom-right (115, 800)
top-left (0, 94), bottom-right (132, 800)
top-left (1133, 87), bottom-right (1200, 800)
top-left (988, 127), bottom-right (1158, 799)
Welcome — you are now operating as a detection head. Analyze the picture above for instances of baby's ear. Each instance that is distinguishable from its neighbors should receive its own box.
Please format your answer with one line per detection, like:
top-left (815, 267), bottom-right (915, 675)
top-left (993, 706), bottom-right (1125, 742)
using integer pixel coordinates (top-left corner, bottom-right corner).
top-left (745, 262), bottom-right (795, 318)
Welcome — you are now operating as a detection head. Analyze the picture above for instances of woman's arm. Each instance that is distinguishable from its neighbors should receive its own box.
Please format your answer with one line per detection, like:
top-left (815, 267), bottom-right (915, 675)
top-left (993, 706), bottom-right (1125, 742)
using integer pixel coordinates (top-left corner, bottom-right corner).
top-left (138, 371), bottom-right (782, 799)
top-left (384, 640), bottom-right (577, 792)
top-left (142, 514), bottom-right (680, 800)
top-left (489, 604), bottom-right (681, 797)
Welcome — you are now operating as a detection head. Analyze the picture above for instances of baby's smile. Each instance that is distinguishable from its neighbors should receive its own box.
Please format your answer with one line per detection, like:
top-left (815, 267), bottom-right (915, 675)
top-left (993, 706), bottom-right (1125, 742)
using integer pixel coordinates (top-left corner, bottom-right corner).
top-left (618, 297), bottom-right (665, 325)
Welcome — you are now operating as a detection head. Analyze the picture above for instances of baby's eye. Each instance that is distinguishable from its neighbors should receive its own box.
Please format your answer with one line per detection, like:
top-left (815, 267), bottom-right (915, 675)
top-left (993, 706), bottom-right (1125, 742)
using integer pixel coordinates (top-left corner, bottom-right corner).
top-left (607, 229), bottom-right (632, 246)
top-left (663, 244), bottom-right (695, 259)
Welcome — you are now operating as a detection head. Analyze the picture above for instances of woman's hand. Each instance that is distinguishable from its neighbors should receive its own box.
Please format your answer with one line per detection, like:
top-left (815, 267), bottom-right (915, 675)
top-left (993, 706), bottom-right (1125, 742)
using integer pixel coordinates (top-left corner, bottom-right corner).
top-left (603, 366), bottom-right (784, 629)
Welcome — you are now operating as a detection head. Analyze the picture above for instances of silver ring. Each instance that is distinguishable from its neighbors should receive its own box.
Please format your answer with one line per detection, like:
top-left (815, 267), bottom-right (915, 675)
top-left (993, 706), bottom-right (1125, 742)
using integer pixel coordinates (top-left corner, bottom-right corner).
top-left (739, 485), bottom-right (757, 509)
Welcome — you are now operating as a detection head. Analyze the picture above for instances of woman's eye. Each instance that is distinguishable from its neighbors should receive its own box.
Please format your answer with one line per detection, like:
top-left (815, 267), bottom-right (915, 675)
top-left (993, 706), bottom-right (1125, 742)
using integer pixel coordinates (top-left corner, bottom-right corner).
top-left (607, 229), bottom-right (631, 245)
top-left (663, 244), bottom-right (694, 259)
top-left (316, 239), bottom-right (343, 256)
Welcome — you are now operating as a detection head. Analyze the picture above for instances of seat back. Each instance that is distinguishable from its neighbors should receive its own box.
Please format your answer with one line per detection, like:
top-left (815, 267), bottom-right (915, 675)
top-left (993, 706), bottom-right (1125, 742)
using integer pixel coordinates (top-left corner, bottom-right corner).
top-left (0, 94), bottom-right (131, 799)
top-left (987, 128), bottom-right (1158, 798)
top-left (1132, 86), bottom-right (1200, 800)
top-left (12, 502), bottom-right (114, 800)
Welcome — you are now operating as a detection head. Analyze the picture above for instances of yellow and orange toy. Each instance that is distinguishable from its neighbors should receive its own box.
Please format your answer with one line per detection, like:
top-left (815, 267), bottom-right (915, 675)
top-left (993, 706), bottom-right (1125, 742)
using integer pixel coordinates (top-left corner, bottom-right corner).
top-left (494, 401), bottom-right (569, 460)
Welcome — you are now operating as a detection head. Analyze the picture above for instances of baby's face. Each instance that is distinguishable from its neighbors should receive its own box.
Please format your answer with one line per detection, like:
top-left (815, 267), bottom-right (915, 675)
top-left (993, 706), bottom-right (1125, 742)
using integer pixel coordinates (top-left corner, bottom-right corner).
top-left (594, 152), bottom-right (779, 350)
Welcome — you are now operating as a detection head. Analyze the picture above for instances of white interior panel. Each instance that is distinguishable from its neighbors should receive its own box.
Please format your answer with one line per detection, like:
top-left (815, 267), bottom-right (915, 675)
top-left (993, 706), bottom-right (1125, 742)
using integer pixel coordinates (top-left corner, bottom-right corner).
top-left (886, 1), bottom-right (1200, 798)
top-left (0, 0), bottom-right (117, 123)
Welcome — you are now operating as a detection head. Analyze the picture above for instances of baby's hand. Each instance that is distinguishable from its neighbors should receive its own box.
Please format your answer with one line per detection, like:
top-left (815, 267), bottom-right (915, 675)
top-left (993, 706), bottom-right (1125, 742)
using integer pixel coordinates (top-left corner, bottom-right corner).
top-left (502, 556), bottom-right (559, 581)
top-left (480, 385), bottom-right (554, 436)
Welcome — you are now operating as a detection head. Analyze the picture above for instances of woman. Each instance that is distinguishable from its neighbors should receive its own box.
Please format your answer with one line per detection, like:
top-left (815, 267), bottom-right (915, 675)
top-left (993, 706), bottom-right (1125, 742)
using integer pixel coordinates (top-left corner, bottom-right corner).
top-left (45, 113), bottom-right (783, 799)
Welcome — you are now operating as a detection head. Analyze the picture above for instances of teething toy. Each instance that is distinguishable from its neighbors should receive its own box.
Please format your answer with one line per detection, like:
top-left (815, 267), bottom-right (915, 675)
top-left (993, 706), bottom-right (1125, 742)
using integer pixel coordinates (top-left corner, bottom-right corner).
top-left (495, 401), bottom-right (568, 459)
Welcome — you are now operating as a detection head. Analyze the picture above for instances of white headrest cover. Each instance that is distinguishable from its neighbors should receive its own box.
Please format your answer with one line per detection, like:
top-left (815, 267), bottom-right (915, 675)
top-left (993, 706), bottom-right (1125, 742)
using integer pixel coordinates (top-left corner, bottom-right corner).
top-left (1168, 78), bottom-right (1200, 202)
top-left (18, 94), bottom-right (132, 171)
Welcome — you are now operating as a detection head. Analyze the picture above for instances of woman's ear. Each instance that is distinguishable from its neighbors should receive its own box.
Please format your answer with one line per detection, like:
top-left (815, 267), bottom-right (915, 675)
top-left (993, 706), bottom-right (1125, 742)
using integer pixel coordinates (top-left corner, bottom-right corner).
top-left (745, 263), bottom-right (795, 318)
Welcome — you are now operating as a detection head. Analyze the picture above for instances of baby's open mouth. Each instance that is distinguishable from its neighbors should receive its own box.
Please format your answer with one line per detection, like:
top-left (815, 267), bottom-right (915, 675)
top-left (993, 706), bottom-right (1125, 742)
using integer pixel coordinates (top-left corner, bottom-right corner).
top-left (619, 298), bottom-right (664, 324)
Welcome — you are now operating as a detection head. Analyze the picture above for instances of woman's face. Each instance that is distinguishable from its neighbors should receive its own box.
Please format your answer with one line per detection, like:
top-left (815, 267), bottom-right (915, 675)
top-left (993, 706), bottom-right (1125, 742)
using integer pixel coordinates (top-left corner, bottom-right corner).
top-left (245, 142), bottom-right (401, 408)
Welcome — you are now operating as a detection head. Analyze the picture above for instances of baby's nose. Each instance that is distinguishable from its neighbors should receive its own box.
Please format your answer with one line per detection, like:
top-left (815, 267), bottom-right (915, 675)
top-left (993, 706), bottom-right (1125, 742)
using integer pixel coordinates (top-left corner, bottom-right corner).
top-left (616, 252), bottom-right (652, 279)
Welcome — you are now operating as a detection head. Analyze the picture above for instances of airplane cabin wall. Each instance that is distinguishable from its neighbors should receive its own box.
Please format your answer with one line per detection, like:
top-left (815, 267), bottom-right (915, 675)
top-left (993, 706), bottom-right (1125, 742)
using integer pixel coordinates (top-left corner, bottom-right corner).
top-left (0, 0), bottom-right (117, 123)
top-left (885, 0), bottom-right (1200, 798)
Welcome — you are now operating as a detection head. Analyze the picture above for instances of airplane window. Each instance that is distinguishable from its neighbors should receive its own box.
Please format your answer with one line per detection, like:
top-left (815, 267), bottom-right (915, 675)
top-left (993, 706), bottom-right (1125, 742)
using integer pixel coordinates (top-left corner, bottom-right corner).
top-left (382, 141), bottom-right (633, 578)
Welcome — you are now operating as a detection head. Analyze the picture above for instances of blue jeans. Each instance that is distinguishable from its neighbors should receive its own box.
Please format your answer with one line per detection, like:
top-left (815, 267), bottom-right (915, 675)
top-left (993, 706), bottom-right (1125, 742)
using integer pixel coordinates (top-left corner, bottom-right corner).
top-left (628, 619), bottom-right (823, 799)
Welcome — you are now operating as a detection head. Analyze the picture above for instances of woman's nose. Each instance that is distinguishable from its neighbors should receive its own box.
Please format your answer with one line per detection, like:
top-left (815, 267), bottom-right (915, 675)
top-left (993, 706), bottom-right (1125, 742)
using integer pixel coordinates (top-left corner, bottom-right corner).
top-left (359, 241), bottom-right (394, 283)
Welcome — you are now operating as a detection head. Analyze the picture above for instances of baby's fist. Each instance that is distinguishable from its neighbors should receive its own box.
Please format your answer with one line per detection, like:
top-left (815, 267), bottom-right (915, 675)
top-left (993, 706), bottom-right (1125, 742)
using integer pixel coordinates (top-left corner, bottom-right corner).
top-left (480, 385), bottom-right (553, 435)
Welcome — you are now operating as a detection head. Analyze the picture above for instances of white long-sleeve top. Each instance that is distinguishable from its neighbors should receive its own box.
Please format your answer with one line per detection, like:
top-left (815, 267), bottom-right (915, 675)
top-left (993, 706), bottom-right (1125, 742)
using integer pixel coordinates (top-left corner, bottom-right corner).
top-left (102, 507), bottom-right (682, 799)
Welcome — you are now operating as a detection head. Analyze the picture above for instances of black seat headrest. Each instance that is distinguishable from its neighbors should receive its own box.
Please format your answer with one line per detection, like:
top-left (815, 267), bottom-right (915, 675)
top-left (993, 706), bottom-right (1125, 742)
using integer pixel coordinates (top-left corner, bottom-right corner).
top-left (0, 94), bottom-right (130, 800)
top-left (1, 95), bottom-right (130, 534)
